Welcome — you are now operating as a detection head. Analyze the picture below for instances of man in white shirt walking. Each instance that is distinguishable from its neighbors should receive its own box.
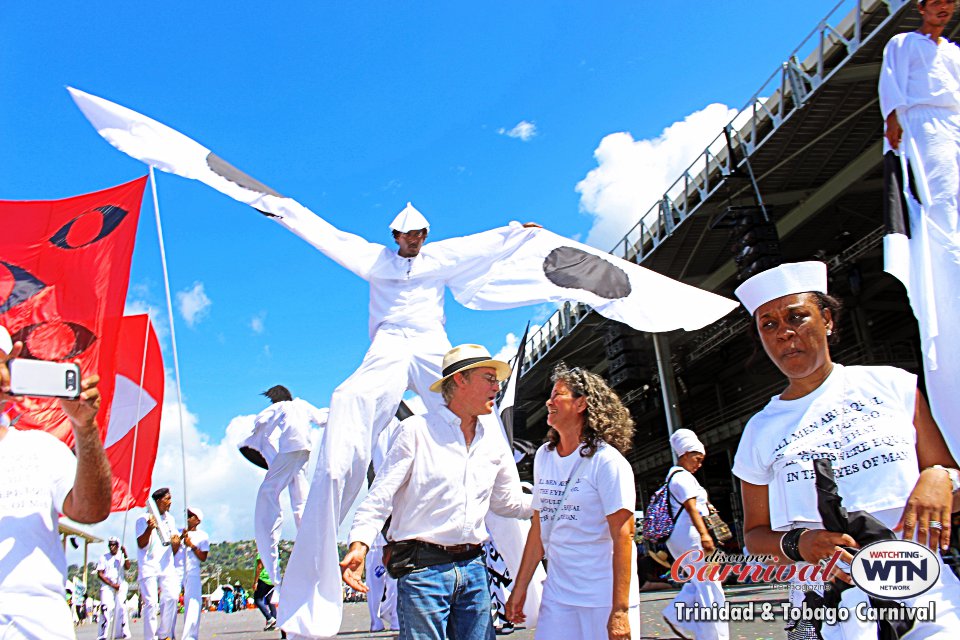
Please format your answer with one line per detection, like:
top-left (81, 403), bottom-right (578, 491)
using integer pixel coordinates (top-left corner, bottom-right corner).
top-left (136, 488), bottom-right (181, 640)
top-left (97, 537), bottom-right (131, 640)
top-left (880, 0), bottom-right (960, 459)
top-left (248, 385), bottom-right (327, 584)
top-left (340, 344), bottom-right (532, 640)
top-left (175, 508), bottom-right (209, 640)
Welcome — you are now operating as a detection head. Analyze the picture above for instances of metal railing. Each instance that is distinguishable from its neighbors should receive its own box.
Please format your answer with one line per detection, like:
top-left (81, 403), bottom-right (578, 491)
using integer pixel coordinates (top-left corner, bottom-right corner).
top-left (517, 0), bottom-right (906, 375)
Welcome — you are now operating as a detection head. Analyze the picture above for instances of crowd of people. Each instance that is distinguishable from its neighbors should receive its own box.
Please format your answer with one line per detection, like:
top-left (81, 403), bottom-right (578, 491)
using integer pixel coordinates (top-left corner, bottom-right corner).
top-left (5, 2), bottom-right (960, 640)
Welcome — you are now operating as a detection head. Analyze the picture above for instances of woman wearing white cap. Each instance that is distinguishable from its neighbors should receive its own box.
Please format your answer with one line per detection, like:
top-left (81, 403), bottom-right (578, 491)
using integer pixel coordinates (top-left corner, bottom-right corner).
top-left (732, 261), bottom-right (960, 639)
top-left (506, 363), bottom-right (639, 640)
top-left (661, 429), bottom-right (729, 640)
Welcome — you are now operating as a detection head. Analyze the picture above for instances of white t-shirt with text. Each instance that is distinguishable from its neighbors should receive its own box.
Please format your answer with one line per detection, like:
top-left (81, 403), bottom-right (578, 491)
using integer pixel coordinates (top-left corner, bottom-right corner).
top-left (532, 441), bottom-right (639, 608)
top-left (733, 364), bottom-right (918, 531)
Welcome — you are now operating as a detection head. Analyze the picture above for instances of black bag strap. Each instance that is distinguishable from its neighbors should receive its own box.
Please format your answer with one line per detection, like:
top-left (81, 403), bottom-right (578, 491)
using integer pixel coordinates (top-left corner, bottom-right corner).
top-left (663, 469), bottom-right (684, 523)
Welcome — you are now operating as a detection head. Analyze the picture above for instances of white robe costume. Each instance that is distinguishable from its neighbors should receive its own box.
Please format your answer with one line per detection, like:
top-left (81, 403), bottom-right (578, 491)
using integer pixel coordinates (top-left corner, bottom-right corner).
top-left (275, 217), bottom-right (534, 638)
top-left (365, 534), bottom-right (399, 632)
top-left (365, 421), bottom-right (400, 632)
top-left (247, 398), bottom-right (328, 583)
top-left (880, 31), bottom-right (960, 460)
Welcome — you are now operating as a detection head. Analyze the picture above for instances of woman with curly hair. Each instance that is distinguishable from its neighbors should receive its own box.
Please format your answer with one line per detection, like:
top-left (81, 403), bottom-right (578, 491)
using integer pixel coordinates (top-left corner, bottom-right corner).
top-left (505, 363), bottom-right (639, 639)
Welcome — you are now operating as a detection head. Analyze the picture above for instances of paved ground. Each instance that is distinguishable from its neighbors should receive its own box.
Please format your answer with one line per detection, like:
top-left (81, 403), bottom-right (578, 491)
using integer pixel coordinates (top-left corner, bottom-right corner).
top-left (75, 585), bottom-right (791, 638)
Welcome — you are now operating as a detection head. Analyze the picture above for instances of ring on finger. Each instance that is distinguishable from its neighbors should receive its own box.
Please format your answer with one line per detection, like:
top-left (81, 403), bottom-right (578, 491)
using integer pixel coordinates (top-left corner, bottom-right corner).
top-left (929, 520), bottom-right (943, 530)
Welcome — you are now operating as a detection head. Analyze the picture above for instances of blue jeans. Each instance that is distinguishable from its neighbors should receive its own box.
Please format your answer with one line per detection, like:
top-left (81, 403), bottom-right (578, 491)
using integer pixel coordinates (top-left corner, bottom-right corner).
top-left (397, 555), bottom-right (495, 640)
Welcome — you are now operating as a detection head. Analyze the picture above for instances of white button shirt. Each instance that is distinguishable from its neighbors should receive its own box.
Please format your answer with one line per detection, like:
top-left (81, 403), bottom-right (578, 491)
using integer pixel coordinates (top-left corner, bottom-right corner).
top-left (880, 32), bottom-right (960, 118)
top-left (349, 406), bottom-right (532, 549)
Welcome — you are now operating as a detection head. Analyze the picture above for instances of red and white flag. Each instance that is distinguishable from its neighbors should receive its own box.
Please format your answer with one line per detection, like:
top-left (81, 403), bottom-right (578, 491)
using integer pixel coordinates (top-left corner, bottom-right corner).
top-left (0, 178), bottom-right (145, 444)
top-left (104, 314), bottom-right (164, 511)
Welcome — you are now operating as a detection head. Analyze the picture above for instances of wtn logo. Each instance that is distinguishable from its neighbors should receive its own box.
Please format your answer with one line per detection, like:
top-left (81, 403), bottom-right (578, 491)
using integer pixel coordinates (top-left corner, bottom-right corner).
top-left (861, 559), bottom-right (927, 582)
top-left (852, 540), bottom-right (939, 600)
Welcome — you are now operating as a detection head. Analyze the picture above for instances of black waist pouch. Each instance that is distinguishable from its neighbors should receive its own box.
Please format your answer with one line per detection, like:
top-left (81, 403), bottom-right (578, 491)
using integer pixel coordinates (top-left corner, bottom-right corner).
top-left (383, 540), bottom-right (419, 579)
top-left (383, 540), bottom-right (482, 579)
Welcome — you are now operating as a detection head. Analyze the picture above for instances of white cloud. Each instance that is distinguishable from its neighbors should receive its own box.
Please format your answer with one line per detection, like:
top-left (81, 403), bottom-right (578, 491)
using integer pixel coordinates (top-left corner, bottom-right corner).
top-left (498, 120), bottom-right (537, 142)
top-left (576, 102), bottom-right (737, 249)
top-left (250, 311), bottom-right (266, 334)
top-left (493, 332), bottom-right (521, 364)
top-left (492, 324), bottom-right (542, 367)
top-left (176, 282), bottom-right (211, 328)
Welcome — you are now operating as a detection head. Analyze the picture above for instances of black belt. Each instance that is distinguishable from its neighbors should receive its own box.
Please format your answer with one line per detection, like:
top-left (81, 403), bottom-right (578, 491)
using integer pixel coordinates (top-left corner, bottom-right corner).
top-left (416, 540), bottom-right (483, 557)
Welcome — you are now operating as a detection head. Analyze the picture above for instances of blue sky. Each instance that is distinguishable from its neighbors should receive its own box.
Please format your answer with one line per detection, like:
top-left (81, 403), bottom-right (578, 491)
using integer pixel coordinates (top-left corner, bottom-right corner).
top-left (2, 1), bottom-right (845, 545)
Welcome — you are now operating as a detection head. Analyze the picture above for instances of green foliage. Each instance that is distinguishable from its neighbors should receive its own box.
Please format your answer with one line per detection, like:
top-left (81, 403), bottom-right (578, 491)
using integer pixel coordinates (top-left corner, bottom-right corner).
top-left (67, 539), bottom-right (297, 596)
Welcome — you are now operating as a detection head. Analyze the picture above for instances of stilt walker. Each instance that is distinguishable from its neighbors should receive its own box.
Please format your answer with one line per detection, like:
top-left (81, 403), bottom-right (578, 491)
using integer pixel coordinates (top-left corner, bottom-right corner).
top-left (881, 0), bottom-right (960, 459)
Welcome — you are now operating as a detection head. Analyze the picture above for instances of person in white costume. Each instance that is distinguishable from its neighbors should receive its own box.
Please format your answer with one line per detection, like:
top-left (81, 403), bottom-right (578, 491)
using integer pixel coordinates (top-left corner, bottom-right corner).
top-left (506, 363), bottom-right (639, 640)
top-left (365, 533), bottom-right (400, 632)
top-left (97, 537), bottom-right (132, 640)
top-left (175, 508), bottom-right (209, 640)
top-left (136, 487), bottom-right (181, 640)
top-left (0, 326), bottom-right (113, 640)
top-left (660, 430), bottom-right (728, 640)
top-left (732, 261), bottom-right (960, 639)
top-left (249, 385), bottom-right (327, 584)
top-left (880, 0), bottom-right (960, 461)
top-left (278, 204), bottom-right (541, 636)
top-left (365, 421), bottom-right (401, 633)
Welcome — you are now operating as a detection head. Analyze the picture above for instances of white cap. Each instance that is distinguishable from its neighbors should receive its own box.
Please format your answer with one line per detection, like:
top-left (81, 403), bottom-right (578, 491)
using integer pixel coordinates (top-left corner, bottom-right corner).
top-left (389, 202), bottom-right (430, 233)
top-left (109, 536), bottom-right (121, 544)
top-left (188, 507), bottom-right (203, 522)
top-left (734, 261), bottom-right (827, 316)
top-left (670, 429), bottom-right (705, 457)
top-left (0, 326), bottom-right (11, 355)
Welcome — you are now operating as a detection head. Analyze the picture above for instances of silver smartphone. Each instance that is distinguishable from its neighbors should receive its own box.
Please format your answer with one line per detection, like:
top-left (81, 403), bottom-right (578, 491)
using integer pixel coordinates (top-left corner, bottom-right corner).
top-left (9, 359), bottom-right (81, 399)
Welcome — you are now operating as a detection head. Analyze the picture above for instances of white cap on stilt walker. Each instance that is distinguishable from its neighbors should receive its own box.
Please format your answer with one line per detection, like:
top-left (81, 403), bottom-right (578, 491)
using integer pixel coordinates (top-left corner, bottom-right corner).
top-left (389, 202), bottom-right (430, 233)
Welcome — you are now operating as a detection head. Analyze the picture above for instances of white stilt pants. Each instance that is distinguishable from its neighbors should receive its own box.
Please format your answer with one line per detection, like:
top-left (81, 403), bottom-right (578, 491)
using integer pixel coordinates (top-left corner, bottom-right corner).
top-left (181, 571), bottom-right (202, 640)
top-left (255, 449), bottom-right (310, 583)
top-left (139, 572), bottom-right (180, 640)
top-left (898, 106), bottom-right (960, 461)
top-left (365, 544), bottom-right (399, 631)
top-left (278, 325), bottom-right (449, 638)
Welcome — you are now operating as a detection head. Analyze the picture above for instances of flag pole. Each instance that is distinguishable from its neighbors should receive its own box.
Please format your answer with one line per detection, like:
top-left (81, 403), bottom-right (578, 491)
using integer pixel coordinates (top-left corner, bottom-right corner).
top-left (106, 315), bottom-right (152, 640)
top-left (149, 167), bottom-right (190, 525)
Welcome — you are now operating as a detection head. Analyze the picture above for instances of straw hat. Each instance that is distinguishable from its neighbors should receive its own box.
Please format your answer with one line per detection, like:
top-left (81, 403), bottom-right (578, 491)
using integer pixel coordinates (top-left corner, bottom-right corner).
top-left (428, 344), bottom-right (511, 393)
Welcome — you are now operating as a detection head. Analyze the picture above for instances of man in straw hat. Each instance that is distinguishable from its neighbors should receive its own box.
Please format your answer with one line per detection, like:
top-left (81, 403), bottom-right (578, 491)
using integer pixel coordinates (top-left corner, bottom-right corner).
top-left (340, 344), bottom-right (532, 640)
